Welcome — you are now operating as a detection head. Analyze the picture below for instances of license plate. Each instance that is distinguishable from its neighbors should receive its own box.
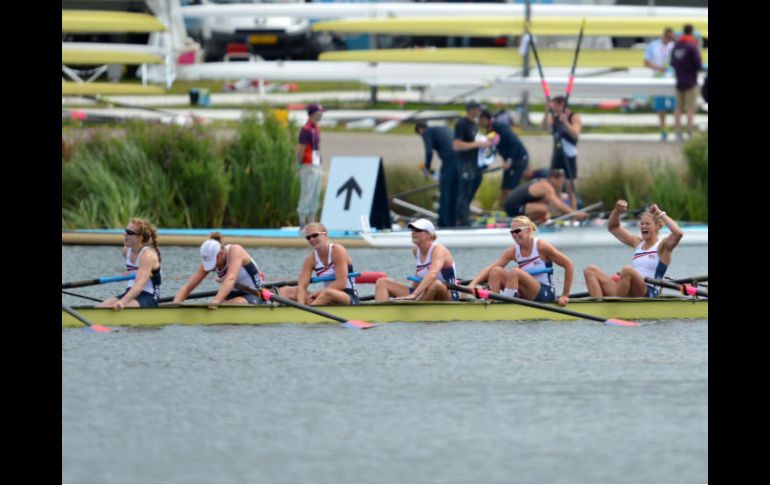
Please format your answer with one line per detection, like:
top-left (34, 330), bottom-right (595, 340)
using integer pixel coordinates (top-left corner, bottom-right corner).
top-left (248, 34), bottom-right (277, 45)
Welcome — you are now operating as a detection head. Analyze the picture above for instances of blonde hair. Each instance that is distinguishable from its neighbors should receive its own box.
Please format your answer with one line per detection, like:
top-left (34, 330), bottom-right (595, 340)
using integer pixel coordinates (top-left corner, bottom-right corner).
top-left (129, 217), bottom-right (161, 262)
top-left (639, 211), bottom-right (664, 229)
top-left (303, 222), bottom-right (327, 234)
top-left (510, 216), bottom-right (537, 232)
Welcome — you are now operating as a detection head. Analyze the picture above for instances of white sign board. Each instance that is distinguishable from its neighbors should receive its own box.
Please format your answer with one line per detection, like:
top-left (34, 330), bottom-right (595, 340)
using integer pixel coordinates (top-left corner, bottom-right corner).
top-left (321, 156), bottom-right (382, 231)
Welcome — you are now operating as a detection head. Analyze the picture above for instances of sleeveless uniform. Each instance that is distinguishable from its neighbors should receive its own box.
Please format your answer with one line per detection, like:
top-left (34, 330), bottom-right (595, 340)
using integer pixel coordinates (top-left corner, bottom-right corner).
top-left (215, 244), bottom-right (264, 304)
top-left (414, 242), bottom-right (459, 301)
top-left (314, 243), bottom-right (359, 304)
top-left (631, 240), bottom-right (668, 297)
top-left (515, 238), bottom-right (555, 303)
top-left (550, 110), bottom-right (578, 180)
top-left (117, 246), bottom-right (161, 307)
top-left (503, 179), bottom-right (542, 217)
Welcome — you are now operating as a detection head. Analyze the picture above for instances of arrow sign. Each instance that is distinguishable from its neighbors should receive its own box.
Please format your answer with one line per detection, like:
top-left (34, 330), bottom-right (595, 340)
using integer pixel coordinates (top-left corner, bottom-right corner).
top-left (336, 177), bottom-right (362, 210)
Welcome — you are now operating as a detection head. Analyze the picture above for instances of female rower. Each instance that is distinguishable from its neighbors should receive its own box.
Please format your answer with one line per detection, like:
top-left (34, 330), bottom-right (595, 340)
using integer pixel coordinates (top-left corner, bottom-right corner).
top-left (278, 223), bottom-right (359, 305)
top-left (374, 218), bottom-right (459, 302)
top-left (583, 200), bottom-right (683, 298)
top-left (97, 217), bottom-right (162, 310)
top-left (173, 232), bottom-right (265, 305)
top-left (467, 215), bottom-right (575, 307)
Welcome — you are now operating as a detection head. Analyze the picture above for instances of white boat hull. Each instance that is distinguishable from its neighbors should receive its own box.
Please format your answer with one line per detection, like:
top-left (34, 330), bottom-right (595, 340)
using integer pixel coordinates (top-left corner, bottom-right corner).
top-left (362, 223), bottom-right (708, 249)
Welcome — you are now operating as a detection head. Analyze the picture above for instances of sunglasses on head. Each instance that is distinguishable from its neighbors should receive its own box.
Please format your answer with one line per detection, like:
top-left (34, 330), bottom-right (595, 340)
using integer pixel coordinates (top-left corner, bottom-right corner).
top-left (305, 231), bottom-right (326, 241)
top-left (510, 227), bottom-right (528, 235)
top-left (125, 228), bottom-right (138, 236)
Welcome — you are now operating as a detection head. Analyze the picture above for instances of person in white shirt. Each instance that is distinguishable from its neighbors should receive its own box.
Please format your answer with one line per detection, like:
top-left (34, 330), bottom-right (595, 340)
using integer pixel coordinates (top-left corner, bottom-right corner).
top-left (644, 27), bottom-right (676, 141)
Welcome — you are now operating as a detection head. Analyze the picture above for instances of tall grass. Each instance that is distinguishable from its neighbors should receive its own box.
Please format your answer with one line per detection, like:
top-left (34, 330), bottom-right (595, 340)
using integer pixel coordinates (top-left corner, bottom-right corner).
top-left (62, 108), bottom-right (300, 229)
top-left (579, 133), bottom-right (707, 221)
top-left (224, 108), bottom-right (299, 227)
top-left (383, 165), bottom-right (436, 212)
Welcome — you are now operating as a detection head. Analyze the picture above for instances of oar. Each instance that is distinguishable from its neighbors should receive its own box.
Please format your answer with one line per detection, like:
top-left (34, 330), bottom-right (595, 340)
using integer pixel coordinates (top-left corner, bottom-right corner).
top-left (444, 281), bottom-right (639, 327)
top-left (158, 272), bottom-right (389, 306)
top-left (668, 275), bottom-right (708, 284)
top-left (62, 304), bottom-right (113, 333)
top-left (390, 165), bottom-right (503, 200)
top-left (61, 290), bottom-right (102, 303)
top-left (62, 274), bottom-right (135, 289)
top-left (263, 271), bottom-right (387, 288)
top-left (158, 290), bottom-right (219, 304)
top-left (235, 284), bottom-right (376, 330)
top-left (645, 277), bottom-right (708, 297)
top-left (409, 267), bottom-right (553, 287)
top-left (540, 201), bottom-right (603, 227)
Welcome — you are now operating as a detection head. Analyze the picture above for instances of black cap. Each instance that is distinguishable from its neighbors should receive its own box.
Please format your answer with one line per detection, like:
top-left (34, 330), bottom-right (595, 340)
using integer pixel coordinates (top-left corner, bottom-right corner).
top-left (465, 100), bottom-right (482, 110)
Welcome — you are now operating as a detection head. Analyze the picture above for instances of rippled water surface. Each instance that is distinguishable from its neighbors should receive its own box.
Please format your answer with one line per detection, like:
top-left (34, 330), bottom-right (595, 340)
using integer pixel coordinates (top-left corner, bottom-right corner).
top-left (62, 244), bottom-right (708, 483)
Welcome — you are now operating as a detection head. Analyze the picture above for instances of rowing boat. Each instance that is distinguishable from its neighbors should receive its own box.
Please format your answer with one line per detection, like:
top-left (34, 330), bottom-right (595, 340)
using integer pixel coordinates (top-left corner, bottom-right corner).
top-left (61, 297), bottom-right (706, 328)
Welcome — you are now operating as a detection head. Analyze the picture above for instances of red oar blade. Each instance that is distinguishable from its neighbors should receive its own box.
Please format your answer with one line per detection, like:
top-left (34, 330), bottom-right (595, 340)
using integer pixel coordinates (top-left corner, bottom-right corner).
top-left (355, 272), bottom-right (388, 284)
top-left (86, 325), bottom-right (114, 333)
top-left (342, 320), bottom-right (377, 330)
top-left (604, 318), bottom-right (640, 327)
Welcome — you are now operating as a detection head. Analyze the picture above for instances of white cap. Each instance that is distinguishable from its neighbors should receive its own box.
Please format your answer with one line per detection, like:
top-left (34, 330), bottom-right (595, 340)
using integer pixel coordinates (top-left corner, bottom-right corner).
top-left (200, 239), bottom-right (221, 271)
top-left (408, 218), bottom-right (436, 234)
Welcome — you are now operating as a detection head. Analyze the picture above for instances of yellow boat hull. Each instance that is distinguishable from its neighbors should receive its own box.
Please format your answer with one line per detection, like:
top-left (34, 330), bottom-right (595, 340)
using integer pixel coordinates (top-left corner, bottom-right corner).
top-left (62, 298), bottom-right (707, 328)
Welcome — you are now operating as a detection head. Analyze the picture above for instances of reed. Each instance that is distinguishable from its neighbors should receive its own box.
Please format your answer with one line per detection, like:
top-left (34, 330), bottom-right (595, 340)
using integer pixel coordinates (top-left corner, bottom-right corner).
top-left (62, 107), bottom-right (300, 229)
top-left (223, 107), bottom-right (300, 227)
top-left (383, 165), bottom-right (435, 212)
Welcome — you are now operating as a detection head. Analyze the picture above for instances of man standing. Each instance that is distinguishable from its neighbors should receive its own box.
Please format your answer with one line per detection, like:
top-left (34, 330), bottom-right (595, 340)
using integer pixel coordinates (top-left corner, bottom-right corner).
top-left (543, 95), bottom-right (582, 205)
top-left (296, 103), bottom-right (324, 229)
top-left (479, 109), bottom-right (529, 206)
top-left (415, 121), bottom-right (460, 228)
top-left (644, 27), bottom-right (676, 141)
top-left (670, 24), bottom-right (703, 141)
top-left (453, 100), bottom-right (491, 227)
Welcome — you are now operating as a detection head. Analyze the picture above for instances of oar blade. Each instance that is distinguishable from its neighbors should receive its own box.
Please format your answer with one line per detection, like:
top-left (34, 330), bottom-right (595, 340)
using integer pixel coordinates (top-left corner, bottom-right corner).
top-left (604, 318), bottom-right (640, 327)
top-left (86, 324), bottom-right (114, 333)
top-left (342, 320), bottom-right (377, 330)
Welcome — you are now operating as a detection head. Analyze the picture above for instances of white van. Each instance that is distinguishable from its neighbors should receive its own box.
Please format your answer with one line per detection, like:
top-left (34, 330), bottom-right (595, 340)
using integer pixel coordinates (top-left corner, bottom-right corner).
top-left (187, 0), bottom-right (343, 61)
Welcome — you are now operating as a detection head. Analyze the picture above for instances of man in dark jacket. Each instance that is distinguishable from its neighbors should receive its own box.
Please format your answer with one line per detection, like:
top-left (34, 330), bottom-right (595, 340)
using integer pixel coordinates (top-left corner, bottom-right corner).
top-left (416, 121), bottom-right (460, 228)
top-left (670, 24), bottom-right (703, 141)
top-left (452, 100), bottom-right (491, 227)
top-left (479, 109), bottom-right (529, 207)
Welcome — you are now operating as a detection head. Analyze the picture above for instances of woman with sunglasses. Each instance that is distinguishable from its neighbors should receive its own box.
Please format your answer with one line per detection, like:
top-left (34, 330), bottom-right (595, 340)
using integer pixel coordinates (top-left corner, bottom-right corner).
top-left (583, 200), bottom-right (683, 298)
top-left (97, 218), bottom-right (162, 310)
top-left (278, 223), bottom-right (359, 305)
top-left (374, 218), bottom-right (459, 302)
top-left (466, 215), bottom-right (575, 307)
top-left (173, 232), bottom-right (265, 305)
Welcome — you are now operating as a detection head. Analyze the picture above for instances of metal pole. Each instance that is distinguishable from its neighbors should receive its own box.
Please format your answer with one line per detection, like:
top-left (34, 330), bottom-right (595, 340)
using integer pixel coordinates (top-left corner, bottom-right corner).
top-left (520, 0), bottom-right (531, 128)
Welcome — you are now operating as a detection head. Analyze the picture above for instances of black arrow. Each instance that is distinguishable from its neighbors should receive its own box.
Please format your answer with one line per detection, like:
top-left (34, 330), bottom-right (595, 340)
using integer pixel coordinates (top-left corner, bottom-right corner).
top-left (336, 177), bottom-right (362, 210)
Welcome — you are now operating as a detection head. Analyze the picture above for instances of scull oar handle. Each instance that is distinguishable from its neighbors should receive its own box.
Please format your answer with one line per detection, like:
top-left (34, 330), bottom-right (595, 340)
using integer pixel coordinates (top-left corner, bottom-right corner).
top-left (62, 274), bottom-right (135, 289)
top-left (645, 277), bottom-right (708, 297)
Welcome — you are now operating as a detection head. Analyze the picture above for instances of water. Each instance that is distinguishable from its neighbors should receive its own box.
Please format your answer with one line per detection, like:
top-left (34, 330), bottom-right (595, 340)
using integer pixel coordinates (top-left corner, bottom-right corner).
top-left (62, 244), bottom-right (708, 483)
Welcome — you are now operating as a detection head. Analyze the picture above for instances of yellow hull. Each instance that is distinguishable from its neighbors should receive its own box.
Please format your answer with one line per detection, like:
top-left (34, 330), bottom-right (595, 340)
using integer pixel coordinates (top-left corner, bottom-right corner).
top-left (62, 10), bottom-right (167, 33)
top-left (62, 298), bottom-right (707, 328)
top-left (62, 82), bottom-right (165, 96)
top-left (312, 17), bottom-right (708, 38)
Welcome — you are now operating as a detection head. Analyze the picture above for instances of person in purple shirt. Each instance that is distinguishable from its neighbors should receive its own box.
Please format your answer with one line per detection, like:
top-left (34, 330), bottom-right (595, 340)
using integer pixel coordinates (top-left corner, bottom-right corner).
top-left (670, 25), bottom-right (703, 141)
